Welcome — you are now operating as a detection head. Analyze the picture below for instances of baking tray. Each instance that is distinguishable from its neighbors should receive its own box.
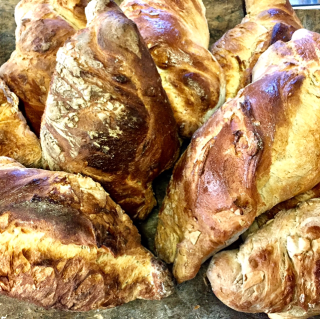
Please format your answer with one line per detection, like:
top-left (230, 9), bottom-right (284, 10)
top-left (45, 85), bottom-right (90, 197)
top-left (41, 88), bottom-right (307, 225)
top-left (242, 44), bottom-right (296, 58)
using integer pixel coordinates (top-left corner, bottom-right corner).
top-left (0, 0), bottom-right (319, 318)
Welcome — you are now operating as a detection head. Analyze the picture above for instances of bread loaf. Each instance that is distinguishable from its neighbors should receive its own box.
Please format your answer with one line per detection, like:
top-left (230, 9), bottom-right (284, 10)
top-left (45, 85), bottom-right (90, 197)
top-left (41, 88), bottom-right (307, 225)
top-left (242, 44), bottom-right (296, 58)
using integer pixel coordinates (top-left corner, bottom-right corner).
top-left (211, 0), bottom-right (302, 100)
top-left (0, 79), bottom-right (41, 167)
top-left (121, 0), bottom-right (225, 138)
top-left (155, 29), bottom-right (320, 283)
top-left (208, 197), bottom-right (320, 319)
top-left (0, 0), bottom-right (87, 135)
top-left (0, 156), bottom-right (174, 311)
top-left (40, 0), bottom-right (180, 220)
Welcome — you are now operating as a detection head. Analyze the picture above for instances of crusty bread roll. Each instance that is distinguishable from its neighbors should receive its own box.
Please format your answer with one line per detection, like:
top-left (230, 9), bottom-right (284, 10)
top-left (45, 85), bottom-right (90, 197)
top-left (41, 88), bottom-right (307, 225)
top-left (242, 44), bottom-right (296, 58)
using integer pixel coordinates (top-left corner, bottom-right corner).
top-left (121, 0), bottom-right (225, 138)
top-left (0, 79), bottom-right (41, 167)
top-left (155, 29), bottom-right (320, 283)
top-left (207, 198), bottom-right (320, 319)
top-left (0, 156), bottom-right (173, 311)
top-left (41, 0), bottom-right (180, 220)
top-left (211, 0), bottom-right (302, 100)
top-left (0, 0), bottom-right (88, 135)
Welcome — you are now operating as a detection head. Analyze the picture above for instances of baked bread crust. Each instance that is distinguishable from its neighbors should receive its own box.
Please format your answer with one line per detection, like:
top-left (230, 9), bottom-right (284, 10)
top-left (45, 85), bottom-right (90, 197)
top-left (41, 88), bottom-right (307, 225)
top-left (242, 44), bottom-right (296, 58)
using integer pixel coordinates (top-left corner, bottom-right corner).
top-left (155, 29), bottom-right (320, 283)
top-left (40, 0), bottom-right (180, 220)
top-left (0, 156), bottom-right (174, 311)
top-left (208, 198), bottom-right (320, 319)
top-left (0, 79), bottom-right (41, 167)
top-left (0, 0), bottom-right (88, 135)
top-left (121, 0), bottom-right (225, 138)
top-left (211, 0), bottom-right (302, 100)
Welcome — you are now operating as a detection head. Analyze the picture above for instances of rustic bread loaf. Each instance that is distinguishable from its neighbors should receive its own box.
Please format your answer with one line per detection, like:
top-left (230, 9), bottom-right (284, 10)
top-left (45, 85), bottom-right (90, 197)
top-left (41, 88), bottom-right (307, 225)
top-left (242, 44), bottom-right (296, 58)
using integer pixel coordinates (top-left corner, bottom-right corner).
top-left (0, 0), bottom-right (88, 135)
top-left (40, 0), bottom-right (180, 220)
top-left (208, 197), bottom-right (320, 319)
top-left (0, 79), bottom-right (41, 167)
top-left (155, 29), bottom-right (320, 283)
top-left (0, 156), bottom-right (174, 311)
top-left (121, 0), bottom-right (225, 138)
top-left (211, 0), bottom-right (302, 100)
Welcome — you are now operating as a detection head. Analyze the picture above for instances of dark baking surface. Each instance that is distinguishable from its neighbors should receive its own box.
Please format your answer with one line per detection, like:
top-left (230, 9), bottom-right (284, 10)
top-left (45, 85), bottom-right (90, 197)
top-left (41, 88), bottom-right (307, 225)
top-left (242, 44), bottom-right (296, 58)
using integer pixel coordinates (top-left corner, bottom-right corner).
top-left (1, 0), bottom-right (320, 318)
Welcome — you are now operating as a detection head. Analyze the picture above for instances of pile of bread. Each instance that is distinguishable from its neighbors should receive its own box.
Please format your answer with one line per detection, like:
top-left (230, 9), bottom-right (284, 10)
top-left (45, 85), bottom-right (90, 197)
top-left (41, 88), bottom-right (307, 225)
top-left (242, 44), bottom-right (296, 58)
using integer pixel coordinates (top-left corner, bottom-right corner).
top-left (1, 0), bottom-right (320, 317)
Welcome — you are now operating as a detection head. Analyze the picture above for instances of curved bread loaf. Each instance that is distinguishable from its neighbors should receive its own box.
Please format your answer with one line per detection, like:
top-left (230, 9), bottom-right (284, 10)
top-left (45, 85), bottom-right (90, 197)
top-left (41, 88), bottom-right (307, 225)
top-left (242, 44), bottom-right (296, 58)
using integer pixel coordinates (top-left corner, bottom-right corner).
top-left (0, 79), bottom-right (41, 167)
top-left (155, 29), bottom-right (320, 283)
top-left (0, 157), bottom-right (174, 311)
top-left (40, 0), bottom-right (180, 220)
top-left (208, 198), bottom-right (320, 319)
top-left (211, 0), bottom-right (302, 100)
top-left (0, 0), bottom-right (88, 135)
top-left (121, 0), bottom-right (225, 138)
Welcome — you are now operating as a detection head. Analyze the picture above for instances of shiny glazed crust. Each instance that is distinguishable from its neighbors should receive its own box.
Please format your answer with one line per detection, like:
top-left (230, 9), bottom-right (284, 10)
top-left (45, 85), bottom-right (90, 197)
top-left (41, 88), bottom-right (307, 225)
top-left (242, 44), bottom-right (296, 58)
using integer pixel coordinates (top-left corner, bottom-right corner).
top-left (0, 157), bottom-right (174, 311)
top-left (211, 0), bottom-right (302, 100)
top-left (40, 0), bottom-right (180, 220)
top-left (156, 30), bottom-right (320, 283)
top-left (121, 0), bottom-right (226, 138)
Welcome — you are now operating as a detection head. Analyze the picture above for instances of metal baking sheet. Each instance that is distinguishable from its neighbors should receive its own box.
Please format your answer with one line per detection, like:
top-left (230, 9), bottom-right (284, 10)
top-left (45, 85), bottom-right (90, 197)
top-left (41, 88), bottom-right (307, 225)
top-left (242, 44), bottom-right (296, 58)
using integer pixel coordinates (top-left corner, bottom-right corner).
top-left (0, 1), bottom-right (320, 318)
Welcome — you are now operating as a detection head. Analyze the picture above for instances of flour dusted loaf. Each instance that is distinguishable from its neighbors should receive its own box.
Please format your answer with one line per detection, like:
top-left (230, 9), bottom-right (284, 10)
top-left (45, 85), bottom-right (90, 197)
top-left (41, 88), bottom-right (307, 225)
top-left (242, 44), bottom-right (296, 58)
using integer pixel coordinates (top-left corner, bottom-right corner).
top-left (0, 156), bottom-right (173, 311)
top-left (0, 79), bottom-right (41, 167)
top-left (208, 197), bottom-right (320, 319)
top-left (0, 0), bottom-right (88, 135)
top-left (121, 0), bottom-right (225, 138)
top-left (41, 0), bottom-right (180, 220)
top-left (155, 29), bottom-right (320, 283)
top-left (211, 0), bottom-right (302, 100)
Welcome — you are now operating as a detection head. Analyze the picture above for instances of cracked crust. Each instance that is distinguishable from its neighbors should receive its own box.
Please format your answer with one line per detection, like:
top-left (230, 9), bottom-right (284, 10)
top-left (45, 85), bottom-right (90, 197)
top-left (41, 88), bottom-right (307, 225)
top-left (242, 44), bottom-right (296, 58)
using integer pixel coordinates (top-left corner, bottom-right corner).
top-left (0, 157), bottom-right (174, 311)
top-left (0, 79), bottom-right (41, 167)
top-left (208, 198), bottom-right (320, 319)
top-left (155, 30), bottom-right (320, 283)
top-left (40, 0), bottom-right (180, 219)
top-left (211, 0), bottom-right (302, 100)
top-left (121, 0), bottom-right (225, 138)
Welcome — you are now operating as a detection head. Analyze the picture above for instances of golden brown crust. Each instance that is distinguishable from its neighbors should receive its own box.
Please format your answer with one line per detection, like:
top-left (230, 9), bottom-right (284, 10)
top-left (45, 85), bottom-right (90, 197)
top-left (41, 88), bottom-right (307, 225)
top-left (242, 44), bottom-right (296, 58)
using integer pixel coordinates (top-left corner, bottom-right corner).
top-left (0, 79), bottom-right (41, 167)
top-left (40, 0), bottom-right (180, 220)
top-left (211, 0), bottom-right (302, 100)
top-left (207, 198), bottom-right (320, 319)
top-left (121, 0), bottom-right (225, 138)
top-left (156, 30), bottom-right (320, 283)
top-left (0, 157), bottom-right (174, 311)
top-left (0, 0), bottom-right (89, 135)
